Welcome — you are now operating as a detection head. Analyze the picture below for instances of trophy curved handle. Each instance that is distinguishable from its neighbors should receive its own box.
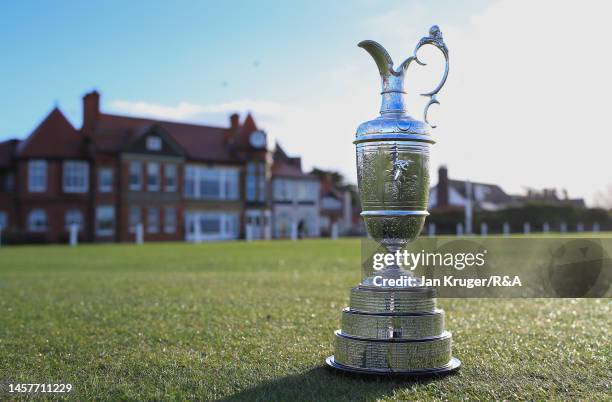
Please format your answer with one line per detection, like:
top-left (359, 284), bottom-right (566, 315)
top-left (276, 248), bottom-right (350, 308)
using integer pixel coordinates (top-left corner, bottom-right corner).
top-left (413, 25), bottom-right (449, 128)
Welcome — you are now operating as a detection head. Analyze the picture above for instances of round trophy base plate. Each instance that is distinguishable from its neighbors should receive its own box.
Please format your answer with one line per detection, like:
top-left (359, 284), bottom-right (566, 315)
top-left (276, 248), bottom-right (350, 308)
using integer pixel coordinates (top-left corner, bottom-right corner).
top-left (325, 356), bottom-right (461, 377)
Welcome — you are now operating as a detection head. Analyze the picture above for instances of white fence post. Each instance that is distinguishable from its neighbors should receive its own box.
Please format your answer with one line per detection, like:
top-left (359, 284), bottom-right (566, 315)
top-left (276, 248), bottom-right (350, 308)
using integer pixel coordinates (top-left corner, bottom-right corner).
top-left (331, 222), bottom-right (339, 240)
top-left (291, 221), bottom-right (298, 241)
top-left (503, 222), bottom-right (510, 236)
top-left (428, 223), bottom-right (436, 237)
top-left (136, 222), bottom-right (144, 244)
top-left (523, 222), bottom-right (530, 235)
top-left (456, 222), bottom-right (464, 237)
top-left (560, 222), bottom-right (567, 234)
top-left (480, 222), bottom-right (488, 236)
top-left (543, 222), bottom-right (550, 233)
top-left (593, 222), bottom-right (600, 233)
top-left (246, 224), bottom-right (253, 242)
top-left (69, 223), bottom-right (78, 247)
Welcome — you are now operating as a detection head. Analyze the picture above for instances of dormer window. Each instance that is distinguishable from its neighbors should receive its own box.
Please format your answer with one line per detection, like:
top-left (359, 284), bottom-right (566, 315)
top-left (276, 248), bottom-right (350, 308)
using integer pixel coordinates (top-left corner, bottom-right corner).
top-left (146, 136), bottom-right (162, 151)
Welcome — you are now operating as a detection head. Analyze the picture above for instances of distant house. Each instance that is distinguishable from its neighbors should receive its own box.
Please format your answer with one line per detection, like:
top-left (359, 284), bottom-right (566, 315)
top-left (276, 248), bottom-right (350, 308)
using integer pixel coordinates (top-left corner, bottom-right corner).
top-left (271, 144), bottom-right (320, 238)
top-left (318, 174), bottom-right (352, 237)
top-left (429, 165), bottom-right (585, 211)
top-left (0, 90), bottom-right (332, 243)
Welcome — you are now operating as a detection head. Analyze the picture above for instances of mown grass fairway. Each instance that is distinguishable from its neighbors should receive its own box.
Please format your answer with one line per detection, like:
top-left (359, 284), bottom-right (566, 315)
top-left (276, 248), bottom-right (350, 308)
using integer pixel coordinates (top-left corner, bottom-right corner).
top-left (0, 239), bottom-right (610, 400)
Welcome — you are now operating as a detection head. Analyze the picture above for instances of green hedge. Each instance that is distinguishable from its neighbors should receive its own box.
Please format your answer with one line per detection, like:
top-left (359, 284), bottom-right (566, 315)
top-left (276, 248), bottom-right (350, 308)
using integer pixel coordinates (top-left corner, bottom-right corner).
top-left (427, 203), bottom-right (611, 234)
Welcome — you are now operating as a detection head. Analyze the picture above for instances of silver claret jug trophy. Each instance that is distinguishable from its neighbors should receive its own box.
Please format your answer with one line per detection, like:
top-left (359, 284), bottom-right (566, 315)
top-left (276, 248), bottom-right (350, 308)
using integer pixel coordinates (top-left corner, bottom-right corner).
top-left (326, 26), bottom-right (461, 375)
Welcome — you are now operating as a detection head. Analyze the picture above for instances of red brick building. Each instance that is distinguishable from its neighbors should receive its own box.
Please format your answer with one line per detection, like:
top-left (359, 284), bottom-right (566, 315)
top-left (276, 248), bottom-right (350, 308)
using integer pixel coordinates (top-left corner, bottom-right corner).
top-left (0, 90), bottom-right (278, 243)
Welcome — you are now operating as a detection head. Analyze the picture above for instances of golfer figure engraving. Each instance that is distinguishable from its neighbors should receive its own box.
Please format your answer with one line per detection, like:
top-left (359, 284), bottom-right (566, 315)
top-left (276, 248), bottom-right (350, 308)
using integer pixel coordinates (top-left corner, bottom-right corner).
top-left (326, 25), bottom-right (461, 375)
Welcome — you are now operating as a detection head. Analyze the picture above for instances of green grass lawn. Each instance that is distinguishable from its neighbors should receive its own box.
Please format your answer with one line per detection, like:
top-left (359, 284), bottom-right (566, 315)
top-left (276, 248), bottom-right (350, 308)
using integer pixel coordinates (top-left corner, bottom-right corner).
top-left (0, 239), bottom-right (610, 401)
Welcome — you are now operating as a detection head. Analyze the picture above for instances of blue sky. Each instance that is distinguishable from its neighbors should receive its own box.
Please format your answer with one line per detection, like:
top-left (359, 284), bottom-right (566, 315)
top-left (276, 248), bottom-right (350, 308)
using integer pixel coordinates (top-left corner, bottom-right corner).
top-left (0, 0), bottom-right (484, 135)
top-left (1, 0), bottom-right (611, 205)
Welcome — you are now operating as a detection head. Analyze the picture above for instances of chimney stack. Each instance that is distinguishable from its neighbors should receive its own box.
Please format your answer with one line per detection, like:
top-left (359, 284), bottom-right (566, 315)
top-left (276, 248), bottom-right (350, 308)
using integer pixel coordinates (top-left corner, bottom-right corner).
top-left (82, 90), bottom-right (100, 133)
top-left (225, 113), bottom-right (241, 144)
top-left (438, 165), bottom-right (449, 208)
top-left (230, 113), bottom-right (240, 131)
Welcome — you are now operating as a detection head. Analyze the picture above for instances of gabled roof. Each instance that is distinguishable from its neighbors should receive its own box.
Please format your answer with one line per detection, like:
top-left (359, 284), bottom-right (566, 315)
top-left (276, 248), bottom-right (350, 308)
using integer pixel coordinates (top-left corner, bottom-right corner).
top-left (90, 113), bottom-right (243, 163)
top-left (447, 179), bottom-right (513, 205)
top-left (18, 108), bottom-right (83, 158)
top-left (0, 139), bottom-right (20, 168)
top-left (271, 143), bottom-right (316, 179)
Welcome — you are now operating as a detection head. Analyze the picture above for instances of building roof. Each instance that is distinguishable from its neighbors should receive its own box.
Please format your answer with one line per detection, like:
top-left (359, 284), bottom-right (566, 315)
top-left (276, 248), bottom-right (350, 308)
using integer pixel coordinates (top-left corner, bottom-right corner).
top-left (91, 113), bottom-right (249, 163)
top-left (447, 179), bottom-right (513, 205)
top-left (18, 108), bottom-right (83, 159)
top-left (272, 143), bottom-right (316, 180)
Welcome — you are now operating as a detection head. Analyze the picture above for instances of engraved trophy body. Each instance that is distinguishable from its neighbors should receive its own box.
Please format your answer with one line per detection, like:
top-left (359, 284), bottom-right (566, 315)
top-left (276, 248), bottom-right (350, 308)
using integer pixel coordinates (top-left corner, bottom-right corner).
top-left (326, 26), bottom-right (461, 375)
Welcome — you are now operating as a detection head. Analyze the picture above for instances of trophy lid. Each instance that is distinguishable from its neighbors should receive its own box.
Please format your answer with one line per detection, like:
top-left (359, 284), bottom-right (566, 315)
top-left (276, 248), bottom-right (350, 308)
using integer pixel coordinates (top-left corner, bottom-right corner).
top-left (355, 26), bottom-right (449, 144)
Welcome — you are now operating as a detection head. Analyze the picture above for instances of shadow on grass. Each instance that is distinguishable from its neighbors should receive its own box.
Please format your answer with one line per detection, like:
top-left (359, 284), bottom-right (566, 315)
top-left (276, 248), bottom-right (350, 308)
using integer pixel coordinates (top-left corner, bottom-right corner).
top-left (220, 365), bottom-right (457, 402)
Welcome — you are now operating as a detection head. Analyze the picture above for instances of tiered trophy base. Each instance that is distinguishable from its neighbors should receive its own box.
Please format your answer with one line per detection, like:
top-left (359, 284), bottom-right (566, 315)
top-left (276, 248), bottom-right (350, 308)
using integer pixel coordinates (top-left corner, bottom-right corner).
top-left (326, 284), bottom-right (461, 376)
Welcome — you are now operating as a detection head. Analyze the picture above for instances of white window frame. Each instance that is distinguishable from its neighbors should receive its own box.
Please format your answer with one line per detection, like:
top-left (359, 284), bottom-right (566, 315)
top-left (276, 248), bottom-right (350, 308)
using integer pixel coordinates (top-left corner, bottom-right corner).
top-left (184, 211), bottom-right (238, 241)
top-left (96, 206), bottom-right (115, 236)
top-left (129, 161), bottom-right (142, 191)
top-left (63, 160), bottom-right (89, 193)
top-left (28, 160), bottom-right (47, 192)
top-left (184, 165), bottom-right (239, 200)
top-left (147, 163), bottom-right (160, 192)
top-left (147, 207), bottom-right (159, 233)
top-left (257, 163), bottom-right (265, 201)
top-left (98, 167), bottom-right (113, 193)
top-left (146, 136), bottom-right (162, 151)
top-left (164, 207), bottom-right (176, 233)
top-left (27, 209), bottom-right (48, 232)
top-left (246, 162), bottom-right (256, 201)
top-left (164, 164), bottom-right (177, 192)
top-left (64, 209), bottom-right (84, 231)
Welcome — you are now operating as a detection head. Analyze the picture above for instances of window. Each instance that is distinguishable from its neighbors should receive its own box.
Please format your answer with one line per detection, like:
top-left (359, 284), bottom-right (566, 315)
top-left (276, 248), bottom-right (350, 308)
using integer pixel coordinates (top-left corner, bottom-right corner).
top-left (146, 136), bottom-right (162, 151)
top-left (184, 166), bottom-right (239, 200)
top-left (185, 212), bottom-right (238, 241)
top-left (96, 206), bottom-right (115, 236)
top-left (273, 179), bottom-right (293, 202)
top-left (0, 211), bottom-right (7, 229)
top-left (185, 166), bottom-right (196, 198)
top-left (147, 163), bottom-right (160, 191)
top-left (129, 161), bottom-right (142, 190)
top-left (98, 168), bottom-right (113, 193)
top-left (1, 172), bottom-right (15, 192)
top-left (257, 163), bottom-right (265, 201)
top-left (28, 160), bottom-right (47, 192)
top-left (27, 209), bottom-right (47, 232)
top-left (129, 206), bottom-right (141, 233)
top-left (63, 161), bottom-right (89, 193)
top-left (164, 207), bottom-right (176, 233)
top-left (64, 209), bottom-right (84, 231)
top-left (246, 162), bottom-right (265, 202)
top-left (147, 207), bottom-right (159, 233)
top-left (164, 164), bottom-right (177, 192)
top-left (246, 163), bottom-right (256, 201)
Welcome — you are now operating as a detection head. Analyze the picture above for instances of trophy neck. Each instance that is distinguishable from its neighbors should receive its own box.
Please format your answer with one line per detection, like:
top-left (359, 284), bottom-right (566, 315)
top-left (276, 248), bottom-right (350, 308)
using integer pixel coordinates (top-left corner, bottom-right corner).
top-left (380, 90), bottom-right (407, 115)
top-left (379, 66), bottom-right (407, 115)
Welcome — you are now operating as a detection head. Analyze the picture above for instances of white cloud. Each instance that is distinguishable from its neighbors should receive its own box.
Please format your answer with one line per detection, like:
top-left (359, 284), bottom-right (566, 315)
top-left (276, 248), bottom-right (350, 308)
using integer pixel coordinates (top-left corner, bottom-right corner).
top-left (109, 100), bottom-right (207, 121)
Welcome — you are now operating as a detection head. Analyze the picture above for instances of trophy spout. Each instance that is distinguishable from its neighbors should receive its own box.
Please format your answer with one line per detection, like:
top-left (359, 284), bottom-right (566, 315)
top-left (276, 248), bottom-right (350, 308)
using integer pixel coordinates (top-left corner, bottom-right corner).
top-left (358, 25), bottom-right (450, 125)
